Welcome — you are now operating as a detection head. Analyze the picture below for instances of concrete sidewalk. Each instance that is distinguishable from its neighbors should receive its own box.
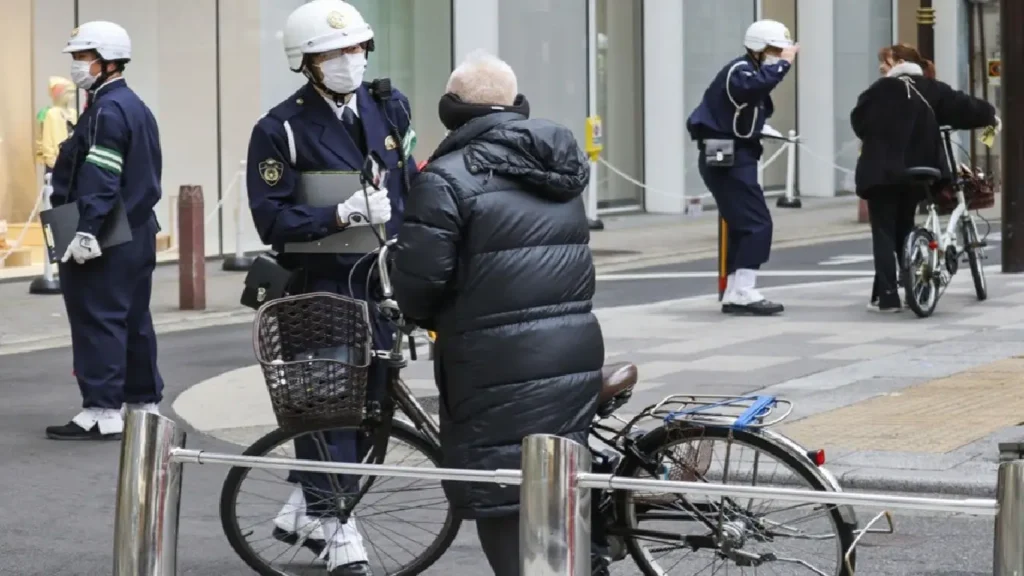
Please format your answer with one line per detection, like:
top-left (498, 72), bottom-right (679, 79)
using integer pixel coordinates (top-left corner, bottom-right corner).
top-left (173, 267), bottom-right (1024, 498)
top-left (0, 196), bottom-right (879, 354)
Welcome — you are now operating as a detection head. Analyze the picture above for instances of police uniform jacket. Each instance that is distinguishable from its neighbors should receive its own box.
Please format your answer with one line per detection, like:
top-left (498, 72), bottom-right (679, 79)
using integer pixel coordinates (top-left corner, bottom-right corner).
top-left (686, 54), bottom-right (791, 154)
top-left (246, 82), bottom-right (416, 278)
top-left (851, 62), bottom-right (996, 199)
top-left (51, 78), bottom-right (162, 234)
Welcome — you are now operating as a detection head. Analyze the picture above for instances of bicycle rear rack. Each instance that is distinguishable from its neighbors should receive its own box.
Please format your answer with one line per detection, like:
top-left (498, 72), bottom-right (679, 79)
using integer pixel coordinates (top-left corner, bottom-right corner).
top-left (649, 394), bottom-right (795, 429)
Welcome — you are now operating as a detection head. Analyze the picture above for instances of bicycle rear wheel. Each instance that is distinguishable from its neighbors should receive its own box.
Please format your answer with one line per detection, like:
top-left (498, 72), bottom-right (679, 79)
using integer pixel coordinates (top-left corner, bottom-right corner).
top-left (903, 228), bottom-right (941, 318)
top-left (961, 217), bottom-right (988, 301)
top-left (614, 423), bottom-right (856, 576)
top-left (219, 419), bottom-right (460, 576)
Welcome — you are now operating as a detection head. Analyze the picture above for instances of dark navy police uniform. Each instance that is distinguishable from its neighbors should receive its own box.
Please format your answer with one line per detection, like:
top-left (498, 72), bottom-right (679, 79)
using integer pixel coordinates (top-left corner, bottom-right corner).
top-left (246, 81), bottom-right (416, 515)
top-left (50, 78), bottom-right (165, 411)
top-left (687, 55), bottom-right (791, 274)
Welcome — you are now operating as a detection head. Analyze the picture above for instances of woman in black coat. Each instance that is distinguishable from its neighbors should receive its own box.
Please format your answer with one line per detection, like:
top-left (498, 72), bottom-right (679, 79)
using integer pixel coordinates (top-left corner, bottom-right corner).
top-left (851, 44), bottom-right (998, 312)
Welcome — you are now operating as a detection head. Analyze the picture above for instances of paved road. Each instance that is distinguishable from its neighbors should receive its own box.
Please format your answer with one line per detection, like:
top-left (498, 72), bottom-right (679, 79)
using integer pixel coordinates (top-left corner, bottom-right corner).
top-left (595, 219), bottom-right (1003, 308)
top-left (0, 234), bottom-right (1005, 575)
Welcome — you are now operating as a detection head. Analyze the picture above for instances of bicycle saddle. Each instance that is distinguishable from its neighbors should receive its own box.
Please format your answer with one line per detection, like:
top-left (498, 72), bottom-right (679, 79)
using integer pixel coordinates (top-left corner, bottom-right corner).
top-left (599, 362), bottom-right (638, 405)
top-left (904, 166), bottom-right (942, 183)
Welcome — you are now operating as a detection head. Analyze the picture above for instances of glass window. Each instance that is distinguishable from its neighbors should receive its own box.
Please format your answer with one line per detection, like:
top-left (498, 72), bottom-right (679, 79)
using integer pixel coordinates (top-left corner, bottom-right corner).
top-left (0, 0), bottom-right (41, 245)
top-left (682, 0), bottom-right (756, 196)
top-left (595, 0), bottom-right (644, 210)
top-left (759, 0), bottom-right (797, 191)
top-left (349, 0), bottom-right (453, 157)
top-left (834, 0), bottom-right (892, 192)
top-left (498, 0), bottom-right (587, 145)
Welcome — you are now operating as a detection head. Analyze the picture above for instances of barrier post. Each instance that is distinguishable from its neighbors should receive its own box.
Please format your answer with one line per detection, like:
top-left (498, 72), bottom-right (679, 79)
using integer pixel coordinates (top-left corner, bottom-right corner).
top-left (776, 130), bottom-right (802, 208)
top-left (222, 161), bottom-right (253, 272)
top-left (718, 218), bottom-right (729, 301)
top-left (29, 174), bottom-right (61, 295)
top-left (520, 434), bottom-right (591, 576)
top-left (178, 185), bottom-right (206, 310)
top-left (995, 443), bottom-right (1024, 575)
top-left (113, 411), bottom-right (186, 576)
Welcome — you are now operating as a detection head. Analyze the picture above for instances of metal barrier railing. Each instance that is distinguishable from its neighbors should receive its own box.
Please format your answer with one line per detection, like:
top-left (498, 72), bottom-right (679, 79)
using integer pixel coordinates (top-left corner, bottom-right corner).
top-left (113, 411), bottom-right (1024, 575)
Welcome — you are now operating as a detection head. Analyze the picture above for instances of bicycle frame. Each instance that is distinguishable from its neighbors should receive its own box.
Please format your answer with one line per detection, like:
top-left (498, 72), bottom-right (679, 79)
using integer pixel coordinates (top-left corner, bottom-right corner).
top-left (918, 127), bottom-right (979, 283)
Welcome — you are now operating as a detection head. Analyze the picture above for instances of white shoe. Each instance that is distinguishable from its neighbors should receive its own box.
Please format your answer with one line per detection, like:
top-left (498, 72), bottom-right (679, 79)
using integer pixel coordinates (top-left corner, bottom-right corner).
top-left (274, 487), bottom-right (326, 541)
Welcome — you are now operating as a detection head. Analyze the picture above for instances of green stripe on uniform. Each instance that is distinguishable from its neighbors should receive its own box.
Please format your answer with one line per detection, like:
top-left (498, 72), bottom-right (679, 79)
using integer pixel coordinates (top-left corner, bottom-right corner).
top-left (88, 145), bottom-right (123, 166)
top-left (85, 153), bottom-right (123, 174)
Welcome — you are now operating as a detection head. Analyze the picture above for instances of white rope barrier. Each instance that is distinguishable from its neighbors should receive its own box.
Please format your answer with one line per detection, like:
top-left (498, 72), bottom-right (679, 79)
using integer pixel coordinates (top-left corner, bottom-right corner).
top-left (595, 138), bottom-right (861, 203)
top-left (0, 182), bottom-right (47, 265)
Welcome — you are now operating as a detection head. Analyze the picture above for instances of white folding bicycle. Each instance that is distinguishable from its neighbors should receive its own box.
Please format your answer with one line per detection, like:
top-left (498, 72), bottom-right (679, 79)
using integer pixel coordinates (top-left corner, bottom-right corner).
top-left (901, 126), bottom-right (990, 318)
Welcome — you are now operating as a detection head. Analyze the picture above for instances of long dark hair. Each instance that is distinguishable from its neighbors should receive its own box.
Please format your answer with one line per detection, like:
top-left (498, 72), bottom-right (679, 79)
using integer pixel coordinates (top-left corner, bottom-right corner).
top-left (878, 43), bottom-right (937, 78)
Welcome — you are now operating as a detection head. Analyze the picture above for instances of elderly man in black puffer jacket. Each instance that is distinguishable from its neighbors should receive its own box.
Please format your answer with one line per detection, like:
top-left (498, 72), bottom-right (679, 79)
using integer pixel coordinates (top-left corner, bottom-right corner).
top-left (391, 49), bottom-right (605, 575)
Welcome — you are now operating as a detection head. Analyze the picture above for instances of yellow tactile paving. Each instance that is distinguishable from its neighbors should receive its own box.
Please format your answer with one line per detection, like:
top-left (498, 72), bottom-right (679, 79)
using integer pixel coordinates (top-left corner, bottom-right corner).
top-left (782, 357), bottom-right (1024, 453)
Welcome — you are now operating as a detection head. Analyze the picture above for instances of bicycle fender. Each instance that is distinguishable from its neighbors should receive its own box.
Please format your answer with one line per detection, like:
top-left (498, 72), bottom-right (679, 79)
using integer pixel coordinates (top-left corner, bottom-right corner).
top-left (756, 427), bottom-right (859, 528)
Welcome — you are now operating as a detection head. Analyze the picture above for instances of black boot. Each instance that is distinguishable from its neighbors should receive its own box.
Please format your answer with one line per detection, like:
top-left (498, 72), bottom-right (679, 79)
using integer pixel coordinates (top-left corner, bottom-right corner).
top-left (45, 421), bottom-right (121, 441)
top-left (722, 299), bottom-right (784, 316)
top-left (329, 562), bottom-right (373, 576)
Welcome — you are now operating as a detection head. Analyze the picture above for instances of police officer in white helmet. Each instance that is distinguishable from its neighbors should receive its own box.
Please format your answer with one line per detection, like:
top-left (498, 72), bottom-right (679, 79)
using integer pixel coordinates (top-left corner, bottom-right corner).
top-left (245, 1), bottom-right (418, 574)
top-left (46, 21), bottom-right (165, 441)
top-left (686, 20), bottom-right (799, 316)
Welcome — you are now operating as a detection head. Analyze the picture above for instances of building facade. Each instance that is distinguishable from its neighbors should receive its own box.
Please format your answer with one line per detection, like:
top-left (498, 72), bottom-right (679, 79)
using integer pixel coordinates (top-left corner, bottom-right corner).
top-left (0, 0), bottom-right (1002, 261)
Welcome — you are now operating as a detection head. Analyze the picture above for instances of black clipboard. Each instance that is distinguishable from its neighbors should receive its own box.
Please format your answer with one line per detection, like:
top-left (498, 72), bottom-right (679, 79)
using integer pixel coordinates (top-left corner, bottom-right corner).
top-left (39, 197), bottom-right (133, 264)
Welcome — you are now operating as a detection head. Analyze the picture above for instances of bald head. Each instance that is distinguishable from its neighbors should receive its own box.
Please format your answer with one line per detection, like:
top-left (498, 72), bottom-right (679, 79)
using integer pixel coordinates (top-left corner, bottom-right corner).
top-left (446, 50), bottom-right (518, 106)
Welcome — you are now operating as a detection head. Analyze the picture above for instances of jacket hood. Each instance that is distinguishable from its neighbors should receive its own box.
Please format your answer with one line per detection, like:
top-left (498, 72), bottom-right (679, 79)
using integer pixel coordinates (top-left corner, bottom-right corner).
top-left (431, 113), bottom-right (590, 203)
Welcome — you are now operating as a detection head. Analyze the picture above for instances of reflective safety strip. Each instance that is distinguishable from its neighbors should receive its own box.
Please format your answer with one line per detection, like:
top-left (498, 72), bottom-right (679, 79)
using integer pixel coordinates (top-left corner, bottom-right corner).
top-left (85, 145), bottom-right (123, 175)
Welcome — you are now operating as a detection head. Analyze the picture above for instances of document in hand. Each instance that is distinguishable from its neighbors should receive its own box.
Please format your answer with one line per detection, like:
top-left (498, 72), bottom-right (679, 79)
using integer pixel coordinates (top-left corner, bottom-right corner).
top-left (39, 197), bottom-right (133, 264)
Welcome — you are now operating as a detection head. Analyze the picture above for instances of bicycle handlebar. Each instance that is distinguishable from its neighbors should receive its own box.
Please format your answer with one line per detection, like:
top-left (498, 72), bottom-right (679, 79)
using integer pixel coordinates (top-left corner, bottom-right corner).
top-left (376, 239), bottom-right (396, 299)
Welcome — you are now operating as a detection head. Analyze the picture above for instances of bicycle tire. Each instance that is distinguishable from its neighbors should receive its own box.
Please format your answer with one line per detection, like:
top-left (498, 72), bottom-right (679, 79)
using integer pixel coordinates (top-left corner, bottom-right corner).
top-left (614, 423), bottom-right (856, 576)
top-left (962, 218), bottom-right (987, 301)
top-left (219, 419), bottom-right (461, 576)
top-left (903, 228), bottom-right (940, 318)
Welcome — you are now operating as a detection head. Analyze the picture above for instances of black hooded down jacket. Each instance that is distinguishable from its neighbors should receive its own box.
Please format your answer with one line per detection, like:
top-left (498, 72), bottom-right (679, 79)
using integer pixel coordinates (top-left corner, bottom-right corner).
top-left (391, 112), bottom-right (604, 519)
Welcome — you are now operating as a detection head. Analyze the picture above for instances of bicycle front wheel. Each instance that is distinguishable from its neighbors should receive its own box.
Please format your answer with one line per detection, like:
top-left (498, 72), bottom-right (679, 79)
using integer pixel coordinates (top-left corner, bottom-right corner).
top-left (219, 419), bottom-right (460, 576)
top-left (614, 423), bottom-right (856, 576)
top-left (962, 217), bottom-right (988, 301)
top-left (903, 228), bottom-right (941, 318)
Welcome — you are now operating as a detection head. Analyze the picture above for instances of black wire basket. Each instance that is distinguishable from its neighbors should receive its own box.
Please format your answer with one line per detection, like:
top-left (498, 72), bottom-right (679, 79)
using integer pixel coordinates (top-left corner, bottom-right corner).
top-left (253, 292), bottom-right (373, 429)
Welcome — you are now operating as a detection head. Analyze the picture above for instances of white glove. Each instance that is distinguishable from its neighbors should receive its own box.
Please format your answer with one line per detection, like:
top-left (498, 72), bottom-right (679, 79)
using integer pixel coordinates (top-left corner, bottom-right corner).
top-left (61, 232), bottom-right (102, 264)
top-left (336, 188), bottom-right (391, 227)
top-left (994, 115), bottom-right (1002, 133)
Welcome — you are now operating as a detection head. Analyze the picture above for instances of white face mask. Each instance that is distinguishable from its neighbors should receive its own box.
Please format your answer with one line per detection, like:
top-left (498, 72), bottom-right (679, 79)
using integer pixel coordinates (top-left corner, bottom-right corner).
top-left (763, 55), bottom-right (782, 66)
top-left (70, 60), bottom-right (99, 90)
top-left (319, 52), bottom-right (367, 95)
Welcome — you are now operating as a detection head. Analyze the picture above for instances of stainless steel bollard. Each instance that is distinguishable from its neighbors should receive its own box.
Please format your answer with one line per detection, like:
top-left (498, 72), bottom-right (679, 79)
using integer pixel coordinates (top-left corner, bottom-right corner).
top-left (520, 434), bottom-right (591, 576)
top-left (113, 411), bottom-right (187, 576)
top-left (995, 456), bottom-right (1024, 575)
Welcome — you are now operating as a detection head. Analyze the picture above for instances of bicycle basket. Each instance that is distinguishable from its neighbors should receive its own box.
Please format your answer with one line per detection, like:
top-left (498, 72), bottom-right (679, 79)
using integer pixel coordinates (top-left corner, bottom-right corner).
top-left (253, 292), bottom-right (373, 429)
top-left (936, 164), bottom-right (995, 216)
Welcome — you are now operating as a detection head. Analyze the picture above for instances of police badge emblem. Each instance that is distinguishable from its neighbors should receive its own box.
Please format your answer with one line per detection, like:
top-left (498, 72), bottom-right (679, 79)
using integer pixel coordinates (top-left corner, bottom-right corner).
top-left (259, 159), bottom-right (283, 186)
top-left (384, 135), bottom-right (397, 151)
top-left (327, 11), bottom-right (347, 29)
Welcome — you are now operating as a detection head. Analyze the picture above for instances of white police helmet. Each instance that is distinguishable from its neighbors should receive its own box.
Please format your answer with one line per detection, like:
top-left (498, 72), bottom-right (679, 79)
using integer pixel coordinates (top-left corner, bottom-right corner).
top-left (62, 21), bottom-right (132, 61)
top-left (283, 0), bottom-right (374, 72)
top-left (743, 19), bottom-right (792, 52)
